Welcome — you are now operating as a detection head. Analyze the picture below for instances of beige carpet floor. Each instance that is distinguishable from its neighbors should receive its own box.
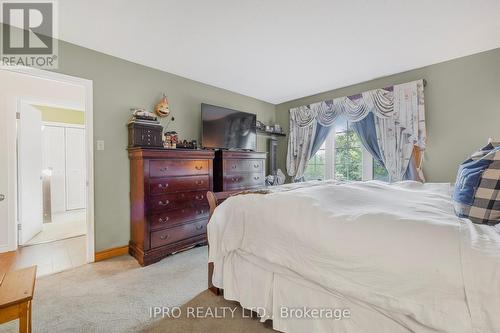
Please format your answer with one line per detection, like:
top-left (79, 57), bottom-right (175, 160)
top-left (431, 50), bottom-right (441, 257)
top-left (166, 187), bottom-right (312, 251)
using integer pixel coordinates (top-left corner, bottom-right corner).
top-left (140, 290), bottom-right (274, 333)
top-left (0, 245), bottom-right (274, 333)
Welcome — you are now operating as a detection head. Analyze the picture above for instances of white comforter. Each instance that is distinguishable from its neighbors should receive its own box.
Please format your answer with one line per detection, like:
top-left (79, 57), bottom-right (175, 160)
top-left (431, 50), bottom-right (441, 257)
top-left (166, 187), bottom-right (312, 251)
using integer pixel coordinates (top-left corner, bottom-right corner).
top-left (208, 181), bottom-right (500, 333)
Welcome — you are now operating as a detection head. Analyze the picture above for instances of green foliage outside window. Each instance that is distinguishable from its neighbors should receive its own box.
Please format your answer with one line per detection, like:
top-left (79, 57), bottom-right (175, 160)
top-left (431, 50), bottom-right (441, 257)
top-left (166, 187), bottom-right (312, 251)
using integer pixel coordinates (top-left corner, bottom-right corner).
top-left (373, 159), bottom-right (389, 181)
top-left (334, 129), bottom-right (362, 181)
top-left (303, 149), bottom-right (326, 180)
top-left (302, 117), bottom-right (389, 182)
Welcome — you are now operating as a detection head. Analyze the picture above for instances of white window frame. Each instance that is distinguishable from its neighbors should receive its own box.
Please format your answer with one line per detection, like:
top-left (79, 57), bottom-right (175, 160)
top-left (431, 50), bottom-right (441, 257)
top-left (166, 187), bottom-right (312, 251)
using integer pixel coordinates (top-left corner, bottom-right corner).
top-left (309, 127), bottom-right (373, 181)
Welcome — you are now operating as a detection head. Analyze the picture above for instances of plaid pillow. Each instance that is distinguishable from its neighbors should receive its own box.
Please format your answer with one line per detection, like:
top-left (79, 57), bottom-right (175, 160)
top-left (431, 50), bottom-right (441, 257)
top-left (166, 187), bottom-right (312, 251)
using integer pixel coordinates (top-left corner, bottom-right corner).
top-left (453, 142), bottom-right (500, 225)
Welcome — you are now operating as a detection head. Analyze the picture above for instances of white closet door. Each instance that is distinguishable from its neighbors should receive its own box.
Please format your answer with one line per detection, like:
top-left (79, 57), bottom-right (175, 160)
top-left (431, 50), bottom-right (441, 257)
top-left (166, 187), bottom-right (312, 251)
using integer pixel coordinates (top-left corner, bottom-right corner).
top-left (42, 125), bottom-right (66, 213)
top-left (65, 127), bottom-right (86, 210)
top-left (18, 105), bottom-right (43, 244)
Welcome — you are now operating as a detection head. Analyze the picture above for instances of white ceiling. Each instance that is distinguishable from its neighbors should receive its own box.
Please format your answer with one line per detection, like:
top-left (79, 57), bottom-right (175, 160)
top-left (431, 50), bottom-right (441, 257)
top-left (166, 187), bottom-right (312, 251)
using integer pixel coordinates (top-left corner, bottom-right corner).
top-left (58, 0), bottom-right (500, 104)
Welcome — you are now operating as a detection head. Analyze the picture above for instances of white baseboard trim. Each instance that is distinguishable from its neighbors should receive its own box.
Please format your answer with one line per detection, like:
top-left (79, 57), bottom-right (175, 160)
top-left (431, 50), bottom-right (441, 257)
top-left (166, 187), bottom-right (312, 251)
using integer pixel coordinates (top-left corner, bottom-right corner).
top-left (0, 243), bottom-right (14, 253)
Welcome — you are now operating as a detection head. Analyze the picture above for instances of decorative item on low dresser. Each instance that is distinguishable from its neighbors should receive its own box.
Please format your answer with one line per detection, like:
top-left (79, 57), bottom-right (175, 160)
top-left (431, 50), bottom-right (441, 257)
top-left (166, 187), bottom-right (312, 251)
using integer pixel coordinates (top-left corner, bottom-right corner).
top-left (176, 139), bottom-right (198, 149)
top-left (266, 168), bottom-right (286, 186)
top-left (154, 93), bottom-right (170, 117)
top-left (128, 148), bottom-right (215, 266)
top-left (128, 108), bottom-right (163, 148)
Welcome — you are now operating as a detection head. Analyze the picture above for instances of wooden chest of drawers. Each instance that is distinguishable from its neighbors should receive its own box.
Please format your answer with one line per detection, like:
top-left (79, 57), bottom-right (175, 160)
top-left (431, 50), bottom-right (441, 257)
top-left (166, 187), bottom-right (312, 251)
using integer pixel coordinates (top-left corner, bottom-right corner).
top-left (128, 148), bottom-right (214, 266)
top-left (214, 151), bottom-right (267, 192)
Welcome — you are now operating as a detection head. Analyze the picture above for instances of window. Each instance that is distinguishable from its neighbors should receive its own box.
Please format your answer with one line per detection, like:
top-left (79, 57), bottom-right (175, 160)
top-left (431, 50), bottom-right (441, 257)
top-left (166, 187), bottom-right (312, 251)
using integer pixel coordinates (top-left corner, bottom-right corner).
top-left (303, 143), bottom-right (326, 181)
top-left (303, 115), bottom-right (388, 181)
top-left (373, 159), bottom-right (389, 182)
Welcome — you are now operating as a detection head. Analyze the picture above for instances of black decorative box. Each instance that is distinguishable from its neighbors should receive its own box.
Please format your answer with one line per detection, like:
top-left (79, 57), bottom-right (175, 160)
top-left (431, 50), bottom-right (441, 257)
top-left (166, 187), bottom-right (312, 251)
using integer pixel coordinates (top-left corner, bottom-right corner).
top-left (128, 121), bottom-right (163, 148)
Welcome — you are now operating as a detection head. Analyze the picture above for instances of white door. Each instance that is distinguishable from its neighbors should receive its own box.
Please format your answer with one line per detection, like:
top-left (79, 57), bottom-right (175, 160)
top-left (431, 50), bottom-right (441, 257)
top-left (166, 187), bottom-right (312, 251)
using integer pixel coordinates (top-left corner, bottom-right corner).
top-left (18, 104), bottom-right (44, 244)
top-left (65, 127), bottom-right (86, 210)
top-left (42, 125), bottom-right (66, 213)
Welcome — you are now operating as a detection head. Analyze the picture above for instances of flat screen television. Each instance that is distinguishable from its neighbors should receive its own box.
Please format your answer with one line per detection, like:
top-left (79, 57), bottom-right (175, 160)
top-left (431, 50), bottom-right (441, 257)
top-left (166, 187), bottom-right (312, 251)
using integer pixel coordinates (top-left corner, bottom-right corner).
top-left (201, 103), bottom-right (256, 150)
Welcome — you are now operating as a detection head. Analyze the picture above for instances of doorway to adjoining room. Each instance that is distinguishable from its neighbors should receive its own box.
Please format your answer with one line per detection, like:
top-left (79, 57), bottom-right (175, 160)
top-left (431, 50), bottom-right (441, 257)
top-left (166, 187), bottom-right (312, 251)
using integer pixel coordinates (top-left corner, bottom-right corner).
top-left (0, 68), bottom-right (94, 277)
top-left (18, 104), bottom-right (87, 246)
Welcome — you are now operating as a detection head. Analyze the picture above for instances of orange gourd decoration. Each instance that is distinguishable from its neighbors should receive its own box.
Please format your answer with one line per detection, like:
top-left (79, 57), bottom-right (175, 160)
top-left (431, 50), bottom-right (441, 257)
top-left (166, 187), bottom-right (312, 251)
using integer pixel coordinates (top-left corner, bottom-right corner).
top-left (155, 93), bottom-right (170, 117)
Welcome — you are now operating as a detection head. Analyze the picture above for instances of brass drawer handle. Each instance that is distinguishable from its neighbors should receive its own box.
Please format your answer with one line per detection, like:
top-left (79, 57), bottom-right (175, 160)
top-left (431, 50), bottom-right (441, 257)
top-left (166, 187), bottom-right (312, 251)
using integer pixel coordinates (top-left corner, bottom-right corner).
top-left (194, 194), bottom-right (204, 201)
top-left (160, 234), bottom-right (169, 240)
top-left (195, 165), bottom-right (203, 170)
top-left (253, 164), bottom-right (259, 168)
top-left (232, 165), bottom-right (237, 169)
top-left (158, 200), bottom-right (170, 206)
top-left (195, 224), bottom-right (203, 231)
top-left (160, 167), bottom-right (168, 172)
top-left (158, 217), bottom-right (169, 223)
top-left (195, 180), bottom-right (204, 186)
top-left (158, 183), bottom-right (169, 189)
top-left (231, 177), bottom-right (239, 182)
top-left (254, 176), bottom-right (260, 180)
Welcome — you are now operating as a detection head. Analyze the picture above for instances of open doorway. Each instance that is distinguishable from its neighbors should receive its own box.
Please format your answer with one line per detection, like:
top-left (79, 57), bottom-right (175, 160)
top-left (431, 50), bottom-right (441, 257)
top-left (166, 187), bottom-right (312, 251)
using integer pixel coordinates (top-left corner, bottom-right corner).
top-left (18, 103), bottom-right (87, 246)
top-left (0, 66), bottom-right (94, 276)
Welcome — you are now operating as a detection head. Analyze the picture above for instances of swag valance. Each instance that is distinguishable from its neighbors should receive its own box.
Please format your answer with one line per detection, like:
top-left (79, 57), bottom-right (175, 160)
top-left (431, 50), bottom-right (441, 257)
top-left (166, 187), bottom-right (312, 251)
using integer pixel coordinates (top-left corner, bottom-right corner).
top-left (292, 81), bottom-right (423, 128)
top-left (287, 79), bottom-right (426, 182)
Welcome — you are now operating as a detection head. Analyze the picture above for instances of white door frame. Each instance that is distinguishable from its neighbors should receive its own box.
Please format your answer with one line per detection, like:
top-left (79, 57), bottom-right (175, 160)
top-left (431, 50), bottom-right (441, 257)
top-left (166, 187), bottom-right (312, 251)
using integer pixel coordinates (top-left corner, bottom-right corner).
top-left (1, 65), bottom-right (95, 263)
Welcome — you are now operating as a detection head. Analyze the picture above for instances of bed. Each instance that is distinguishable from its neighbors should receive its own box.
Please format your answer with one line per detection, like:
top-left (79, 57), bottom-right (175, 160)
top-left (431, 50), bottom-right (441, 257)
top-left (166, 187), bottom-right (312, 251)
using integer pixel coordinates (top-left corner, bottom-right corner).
top-left (207, 180), bottom-right (500, 333)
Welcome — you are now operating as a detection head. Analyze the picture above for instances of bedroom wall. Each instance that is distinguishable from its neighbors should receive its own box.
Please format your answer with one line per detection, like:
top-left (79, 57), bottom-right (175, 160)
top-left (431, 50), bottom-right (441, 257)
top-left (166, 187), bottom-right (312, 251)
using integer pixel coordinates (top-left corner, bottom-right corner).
top-left (0, 24), bottom-right (275, 252)
top-left (274, 47), bottom-right (500, 183)
top-left (52, 41), bottom-right (275, 252)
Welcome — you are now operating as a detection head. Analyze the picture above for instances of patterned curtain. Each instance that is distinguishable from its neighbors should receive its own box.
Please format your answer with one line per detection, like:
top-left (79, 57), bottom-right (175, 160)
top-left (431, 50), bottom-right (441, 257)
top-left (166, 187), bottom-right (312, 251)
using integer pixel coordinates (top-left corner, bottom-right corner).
top-left (375, 80), bottom-right (426, 182)
top-left (286, 79), bottom-right (426, 182)
top-left (286, 107), bottom-right (316, 181)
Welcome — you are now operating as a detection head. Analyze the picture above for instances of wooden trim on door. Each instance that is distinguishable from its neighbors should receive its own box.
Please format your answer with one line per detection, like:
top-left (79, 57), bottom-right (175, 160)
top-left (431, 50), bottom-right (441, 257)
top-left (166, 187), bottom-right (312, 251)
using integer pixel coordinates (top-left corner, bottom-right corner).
top-left (94, 246), bottom-right (129, 262)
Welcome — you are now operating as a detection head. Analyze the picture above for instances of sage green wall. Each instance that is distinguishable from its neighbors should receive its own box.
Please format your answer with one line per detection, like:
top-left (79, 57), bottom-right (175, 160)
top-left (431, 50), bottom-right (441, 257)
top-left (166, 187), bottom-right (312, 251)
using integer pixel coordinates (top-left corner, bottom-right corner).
top-left (275, 47), bottom-right (500, 183)
top-left (52, 40), bottom-right (275, 251)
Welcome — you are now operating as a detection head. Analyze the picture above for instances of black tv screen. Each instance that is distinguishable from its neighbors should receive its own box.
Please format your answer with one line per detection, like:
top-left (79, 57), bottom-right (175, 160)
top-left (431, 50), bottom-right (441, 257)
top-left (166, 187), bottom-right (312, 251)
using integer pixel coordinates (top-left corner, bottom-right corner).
top-left (202, 103), bottom-right (256, 150)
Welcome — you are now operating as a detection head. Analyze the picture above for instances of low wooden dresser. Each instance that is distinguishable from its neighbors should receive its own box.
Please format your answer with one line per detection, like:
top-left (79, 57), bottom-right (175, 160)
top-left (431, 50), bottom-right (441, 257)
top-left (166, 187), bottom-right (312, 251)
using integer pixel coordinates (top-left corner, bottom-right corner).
top-left (128, 148), bottom-right (214, 266)
top-left (214, 151), bottom-right (267, 191)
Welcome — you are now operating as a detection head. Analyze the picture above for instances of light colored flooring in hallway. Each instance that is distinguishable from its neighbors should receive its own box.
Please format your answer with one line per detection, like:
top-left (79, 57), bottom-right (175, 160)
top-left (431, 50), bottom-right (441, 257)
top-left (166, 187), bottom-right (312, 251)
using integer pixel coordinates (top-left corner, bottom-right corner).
top-left (25, 209), bottom-right (87, 245)
top-left (14, 235), bottom-right (87, 277)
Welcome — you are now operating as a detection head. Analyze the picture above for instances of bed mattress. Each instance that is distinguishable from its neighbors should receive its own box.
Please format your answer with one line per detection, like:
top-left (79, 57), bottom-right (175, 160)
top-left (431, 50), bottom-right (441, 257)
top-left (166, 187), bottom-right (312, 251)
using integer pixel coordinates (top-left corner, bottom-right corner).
top-left (208, 181), bottom-right (500, 332)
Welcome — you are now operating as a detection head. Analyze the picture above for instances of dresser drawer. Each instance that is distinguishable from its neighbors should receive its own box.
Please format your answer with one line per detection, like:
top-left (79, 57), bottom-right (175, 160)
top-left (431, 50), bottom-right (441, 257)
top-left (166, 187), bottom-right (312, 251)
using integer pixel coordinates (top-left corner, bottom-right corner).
top-left (149, 175), bottom-right (209, 195)
top-left (224, 172), bottom-right (264, 190)
top-left (150, 220), bottom-right (207, 248)
top-left (148, 191), bottom-right (207, 211)
top-left (224, 159), bottom-right (264, 174)
top-left (150, 206), bottom-right (209, 230)
top-left (150, 159), bottom-right (209, 178)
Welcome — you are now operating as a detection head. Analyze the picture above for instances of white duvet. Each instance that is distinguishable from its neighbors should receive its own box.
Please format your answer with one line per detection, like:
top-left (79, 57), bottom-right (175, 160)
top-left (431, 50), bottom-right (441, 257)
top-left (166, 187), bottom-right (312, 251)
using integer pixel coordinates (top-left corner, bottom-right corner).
top-left (208, 181), bottom-right (500, 333)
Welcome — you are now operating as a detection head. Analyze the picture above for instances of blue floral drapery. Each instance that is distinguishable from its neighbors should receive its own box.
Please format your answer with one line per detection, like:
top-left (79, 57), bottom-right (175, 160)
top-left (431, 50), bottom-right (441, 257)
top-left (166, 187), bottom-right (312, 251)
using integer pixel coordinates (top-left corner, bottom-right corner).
top-left (286, 79), bottom-right (426, 182)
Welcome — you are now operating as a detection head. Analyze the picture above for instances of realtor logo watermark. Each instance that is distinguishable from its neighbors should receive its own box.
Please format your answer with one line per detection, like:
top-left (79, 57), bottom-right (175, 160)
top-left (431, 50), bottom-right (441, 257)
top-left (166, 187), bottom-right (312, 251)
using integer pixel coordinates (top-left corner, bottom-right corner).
top-left (150, 306), bottom-right (352, 321)
top-left (1, 0), bottom-right (58, 68)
